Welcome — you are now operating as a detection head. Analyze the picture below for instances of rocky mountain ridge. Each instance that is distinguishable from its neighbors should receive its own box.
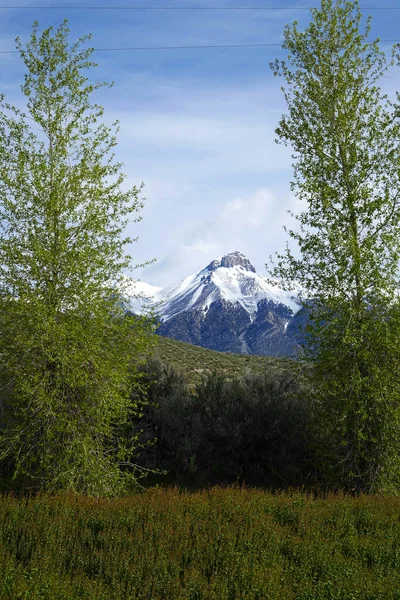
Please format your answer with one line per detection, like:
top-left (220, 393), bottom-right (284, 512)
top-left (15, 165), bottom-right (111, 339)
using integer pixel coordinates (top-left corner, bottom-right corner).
top-left (126, 251), bottom-right (307, 356)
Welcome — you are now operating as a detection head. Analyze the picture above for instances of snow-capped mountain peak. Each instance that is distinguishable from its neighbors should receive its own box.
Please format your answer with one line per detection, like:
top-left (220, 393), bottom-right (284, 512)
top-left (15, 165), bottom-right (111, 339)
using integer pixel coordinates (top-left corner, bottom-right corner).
top-left (126, 251), bottom-right (300, 322)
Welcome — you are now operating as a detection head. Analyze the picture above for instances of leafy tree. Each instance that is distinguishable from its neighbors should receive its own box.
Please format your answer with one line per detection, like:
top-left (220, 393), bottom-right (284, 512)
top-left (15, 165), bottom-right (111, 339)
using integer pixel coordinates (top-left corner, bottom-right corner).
top-left (0, 21), bottom-right (159, 496)
top-left (267, 0), bottom-right (400, 492)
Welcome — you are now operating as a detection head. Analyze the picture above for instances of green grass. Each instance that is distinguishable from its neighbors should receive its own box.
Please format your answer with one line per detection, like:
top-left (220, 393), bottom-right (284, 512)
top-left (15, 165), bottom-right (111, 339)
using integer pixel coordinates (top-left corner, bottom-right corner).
top-left (148, 334), bottom-right (300, 386)
top-left (1, 486), bottom-right (400, 599)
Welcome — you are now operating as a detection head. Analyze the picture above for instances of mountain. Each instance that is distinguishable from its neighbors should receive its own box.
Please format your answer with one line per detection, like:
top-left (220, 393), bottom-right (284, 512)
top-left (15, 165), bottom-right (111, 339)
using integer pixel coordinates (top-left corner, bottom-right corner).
top-left (125, 251), bottom-right (306, 356)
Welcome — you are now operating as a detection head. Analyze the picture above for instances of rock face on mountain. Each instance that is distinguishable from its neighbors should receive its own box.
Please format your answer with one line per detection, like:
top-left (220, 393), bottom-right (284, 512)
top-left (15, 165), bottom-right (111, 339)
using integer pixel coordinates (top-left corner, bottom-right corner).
top-left (157, 300), bottom-right (253, 354)
top-left (206, 251), bottom-right (256, 273)
top-left (126, 252), bottom-right (307, 357)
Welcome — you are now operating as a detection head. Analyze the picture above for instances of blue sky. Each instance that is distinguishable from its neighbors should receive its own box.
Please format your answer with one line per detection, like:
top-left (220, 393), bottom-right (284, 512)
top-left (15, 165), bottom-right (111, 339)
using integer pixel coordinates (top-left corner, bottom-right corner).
top-left (1, 0), bottom-right (399, 286)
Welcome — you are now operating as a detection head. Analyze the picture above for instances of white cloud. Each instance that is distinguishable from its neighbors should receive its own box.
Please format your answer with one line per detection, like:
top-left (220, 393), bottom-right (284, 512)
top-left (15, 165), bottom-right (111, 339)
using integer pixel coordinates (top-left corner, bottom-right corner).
top-left (136, 187), bottom-right (301, 286)
top-left (218, 189), bottom-right (275, 229)
top-left (105, 74), bottom-right (298, 286)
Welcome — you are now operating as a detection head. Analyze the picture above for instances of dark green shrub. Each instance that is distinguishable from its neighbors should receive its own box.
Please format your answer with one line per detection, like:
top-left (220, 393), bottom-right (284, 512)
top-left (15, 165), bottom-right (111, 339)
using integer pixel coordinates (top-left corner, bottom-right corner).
top-left (127, 359), bottom-right (316, 490)
top-left (191, 370), bottom-right (313, 487)
top-left (126, 358), bottom-right (194, 479)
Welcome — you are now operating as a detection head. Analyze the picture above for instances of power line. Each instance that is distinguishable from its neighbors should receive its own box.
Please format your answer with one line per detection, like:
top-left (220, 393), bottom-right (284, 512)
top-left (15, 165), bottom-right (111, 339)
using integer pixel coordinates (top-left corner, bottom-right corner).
top-left (87, 39), bottom-right (400, 52)
top-left (0, 5), bottom-right (399, 9)
top-left (94, 42), bottom-right (287, 50)
top-left (0, 42), bottom-right (281, 53)
top-left (0, 40), bottom-right (398, 53)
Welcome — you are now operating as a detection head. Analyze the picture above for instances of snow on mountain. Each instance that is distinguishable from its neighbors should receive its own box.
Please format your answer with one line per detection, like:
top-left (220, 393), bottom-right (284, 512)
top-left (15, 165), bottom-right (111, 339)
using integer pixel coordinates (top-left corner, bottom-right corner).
top-left (122, 279), bottom-right (163, 314)
top-left (125, 251), bottom-right (301, 322)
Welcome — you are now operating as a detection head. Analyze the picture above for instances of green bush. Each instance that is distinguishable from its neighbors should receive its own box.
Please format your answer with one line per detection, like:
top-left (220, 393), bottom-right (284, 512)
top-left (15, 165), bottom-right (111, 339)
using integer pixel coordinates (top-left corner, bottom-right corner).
top-left (128, 360), bottom-right (315, 490)
top-left (191, 370), bottom-right (313, 487)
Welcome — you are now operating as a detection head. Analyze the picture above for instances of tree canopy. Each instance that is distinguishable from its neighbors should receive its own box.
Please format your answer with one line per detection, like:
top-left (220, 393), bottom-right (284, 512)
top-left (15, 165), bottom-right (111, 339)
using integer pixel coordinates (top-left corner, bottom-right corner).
top-left (0, 20), bottom-right (158, 496)
top-left (268, 0), bottom-right (400, 492)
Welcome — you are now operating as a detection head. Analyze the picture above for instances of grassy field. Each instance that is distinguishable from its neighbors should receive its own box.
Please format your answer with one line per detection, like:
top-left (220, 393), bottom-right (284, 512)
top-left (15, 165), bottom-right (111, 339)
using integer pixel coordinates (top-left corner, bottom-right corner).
top-left (148, 334), bottom-right (300, 386)
top-left (1, 485), bottom-right (400, 599)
